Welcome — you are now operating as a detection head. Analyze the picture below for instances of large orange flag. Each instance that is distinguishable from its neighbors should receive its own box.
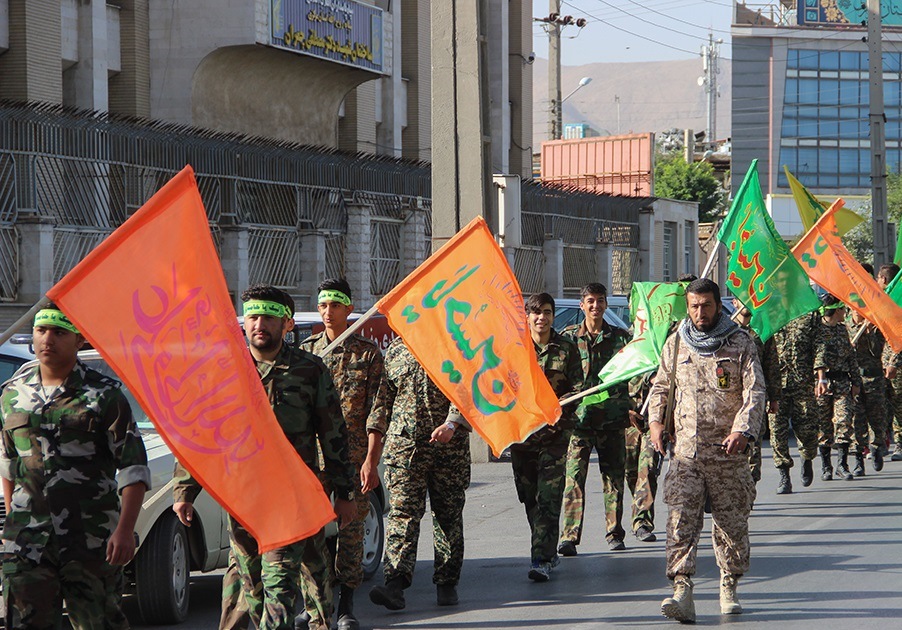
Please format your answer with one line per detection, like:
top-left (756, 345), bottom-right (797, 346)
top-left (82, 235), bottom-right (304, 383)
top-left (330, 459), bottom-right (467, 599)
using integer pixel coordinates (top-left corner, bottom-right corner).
top-left (47, 166), bottom-right (334, 552)
top-left (376, 217), bottom-right (561, 456)
top-left (792, 200), bottom-right (902, 352)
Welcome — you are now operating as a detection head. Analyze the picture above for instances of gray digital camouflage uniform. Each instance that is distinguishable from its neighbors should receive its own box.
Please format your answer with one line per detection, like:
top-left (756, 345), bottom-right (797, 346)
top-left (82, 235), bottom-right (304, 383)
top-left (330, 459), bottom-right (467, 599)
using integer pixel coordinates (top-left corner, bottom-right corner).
top-left (813, 320), bottom-right (861, 448)
top-left (369, 338), bottom-right (470, 589)
top-left (849, 322), bottom-right (887, 453)
top-left (882, 346), bottom-right (902, 448)
top-left (648, 328), bottom-right (764, 580)
top-left (771, 312), bottom-right (819, 469)
top-left (173, 343), bottom-right (356, 630)
top-left (510, 330), bottom-right (582, 564)
top-left (559, 321), bottom-right (632, 548)
top-left (0, 361), bottom-right (151, 630)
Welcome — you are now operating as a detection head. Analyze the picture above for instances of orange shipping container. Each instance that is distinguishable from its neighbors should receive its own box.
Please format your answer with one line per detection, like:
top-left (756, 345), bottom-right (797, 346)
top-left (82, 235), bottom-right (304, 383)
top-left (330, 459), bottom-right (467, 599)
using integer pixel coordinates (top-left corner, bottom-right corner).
top-left (540, 133), bottom-right (655, 197)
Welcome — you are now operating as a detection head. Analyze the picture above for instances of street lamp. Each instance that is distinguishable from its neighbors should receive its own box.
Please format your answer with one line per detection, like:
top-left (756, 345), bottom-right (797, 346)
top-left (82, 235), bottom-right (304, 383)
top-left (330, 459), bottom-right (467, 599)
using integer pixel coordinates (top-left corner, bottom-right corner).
top-left (552, 77), bottom-right (592, 140)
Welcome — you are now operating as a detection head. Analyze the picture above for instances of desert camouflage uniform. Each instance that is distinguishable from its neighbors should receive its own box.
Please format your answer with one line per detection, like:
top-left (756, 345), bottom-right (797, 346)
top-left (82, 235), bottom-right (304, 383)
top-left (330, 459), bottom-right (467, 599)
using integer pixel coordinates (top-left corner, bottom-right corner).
top-left (813, 321), bottom-right (861, 448)
top-left (173, 343), bottom-right (355, 630)
top-left (849, 322), bottom-right (887, 454)
top-left (648, 329), bottom-right (764, 579)
top-left (559, 321), bottom-right (631, 547)
top-left (510, 331), bottom-right (582, 564)
top-left (771, 312), bottom-right (819, 469)
top-left (0, 362), bottom-right (151, 630)
top-left (299, 331), bottom-right (383, 614)
top-left (625, 373), bottom-right (657, 534)
top-left (741, 326), bottom-right (781, 482)
top-left (369, 338), bottom-right (469, 589)
top-left (882, 346), bottom-right (902, 447)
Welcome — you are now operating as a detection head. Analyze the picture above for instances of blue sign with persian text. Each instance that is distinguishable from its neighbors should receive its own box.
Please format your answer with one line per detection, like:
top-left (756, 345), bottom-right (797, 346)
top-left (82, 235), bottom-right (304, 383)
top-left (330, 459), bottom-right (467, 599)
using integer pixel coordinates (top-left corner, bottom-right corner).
top-left (799, 0), bottom-right (902, 27)
top-left (270, 0), bottom-right (384, 73)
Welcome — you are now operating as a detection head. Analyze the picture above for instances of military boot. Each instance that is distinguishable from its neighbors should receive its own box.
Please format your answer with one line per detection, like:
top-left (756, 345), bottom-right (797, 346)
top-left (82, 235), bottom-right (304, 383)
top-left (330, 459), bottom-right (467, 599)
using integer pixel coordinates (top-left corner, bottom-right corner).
top-left (800, 458), bottom-right (814, 487)
top-left (720, 572), bottom-right (742, 615)
top-left (873, 445), bottom-right (884, 471)
top-left (819, 446), bottom-right (833, 481)
top-left (776, 466), bottom-right (792, 494)
top-left (661, 574), bottom-right (695, 623)
top-left (852, 452), bottom-right (866, 477)
top-left (835, 445), bottom-right (854, 480)
top-left (336, 585), bottom-right (359, 630)
top-left (369, 577), bottom-right (406, 611)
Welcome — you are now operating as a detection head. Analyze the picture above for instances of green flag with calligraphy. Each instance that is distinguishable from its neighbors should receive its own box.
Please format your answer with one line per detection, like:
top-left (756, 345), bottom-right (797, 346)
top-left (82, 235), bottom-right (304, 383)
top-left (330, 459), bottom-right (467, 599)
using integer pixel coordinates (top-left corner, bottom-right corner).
top-left (579, 282), bottom-right (687, 408)
top-left (886, 267), bottom-right (902, 307)
top-left (716, 160), bottom-right (821, 342)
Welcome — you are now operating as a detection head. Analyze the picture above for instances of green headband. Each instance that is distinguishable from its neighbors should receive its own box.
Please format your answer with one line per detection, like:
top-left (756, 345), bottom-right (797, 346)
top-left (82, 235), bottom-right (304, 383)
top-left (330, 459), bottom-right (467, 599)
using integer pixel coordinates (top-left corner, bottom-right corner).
top-left (317, 290), bottom-right (351, 306)
top-left (34, 309), bottom-right (79, 334)
top-left (243, 300), bottom-right (291, 319)
top-left (820, 302), bottom-right (845, 315)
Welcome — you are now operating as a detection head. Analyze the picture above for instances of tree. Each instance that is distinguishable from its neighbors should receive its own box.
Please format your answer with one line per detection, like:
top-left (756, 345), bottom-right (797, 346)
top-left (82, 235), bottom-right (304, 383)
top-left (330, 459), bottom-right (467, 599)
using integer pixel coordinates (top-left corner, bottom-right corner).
top-left (654, 153), bottom-right (727, 222)
top-left (845, 169), bottom-right (902, 264)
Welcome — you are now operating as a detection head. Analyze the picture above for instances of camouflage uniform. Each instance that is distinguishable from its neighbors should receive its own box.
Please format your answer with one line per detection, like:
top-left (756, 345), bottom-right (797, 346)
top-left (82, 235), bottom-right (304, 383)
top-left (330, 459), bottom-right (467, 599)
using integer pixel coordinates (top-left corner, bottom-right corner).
top-left (771, 312), bottom-right (819, 469)
top-left (648, 329), bottom-right (764, 580)
top-left (299, 332), bottom-right (384, 614)
top-left (813, 321), bottom-right (861, 448)
top-left (741, 326), bottom-right (781, 482)
top-left (849, 322), bottom-right (887, 454)
top-left (369, 338), bottom-right (469, 589)
top-left (0, 362), bottom-right (151, 630)
top-left (510, 331), bottom-right (582, 564)
top-left (559, 321), bottom-right (631, 547)
top-left (173, 343), bottom-right (356, 630)
top-left (883, 346), bottom-right (902, 449)
top-left (625, 373), bottom-right (657, 534)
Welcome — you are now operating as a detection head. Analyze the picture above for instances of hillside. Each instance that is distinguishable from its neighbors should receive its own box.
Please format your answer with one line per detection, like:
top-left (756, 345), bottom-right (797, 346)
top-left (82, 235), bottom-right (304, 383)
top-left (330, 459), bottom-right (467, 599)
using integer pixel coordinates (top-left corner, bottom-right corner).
top-left (532, 57), bottom-right (732, 147)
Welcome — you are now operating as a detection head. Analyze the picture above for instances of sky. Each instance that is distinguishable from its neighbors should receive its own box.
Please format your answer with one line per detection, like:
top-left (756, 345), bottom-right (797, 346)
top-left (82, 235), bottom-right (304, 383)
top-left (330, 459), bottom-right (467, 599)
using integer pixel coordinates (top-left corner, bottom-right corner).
top-left (532, 0), bottom-right (736, 65)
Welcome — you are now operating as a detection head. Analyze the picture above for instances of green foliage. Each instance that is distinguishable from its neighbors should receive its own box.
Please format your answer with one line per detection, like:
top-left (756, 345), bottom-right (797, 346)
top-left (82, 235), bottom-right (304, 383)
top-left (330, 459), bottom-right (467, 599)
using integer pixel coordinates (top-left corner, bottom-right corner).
top-left (654, 153), bottom-right (726, 222)
top-left (848, 169), bottom-right (902, 264)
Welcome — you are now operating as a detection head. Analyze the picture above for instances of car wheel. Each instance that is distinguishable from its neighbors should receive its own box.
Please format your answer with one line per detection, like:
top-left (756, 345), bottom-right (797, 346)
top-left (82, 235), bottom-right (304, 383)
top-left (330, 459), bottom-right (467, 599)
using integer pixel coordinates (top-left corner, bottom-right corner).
top-left (135, 513), bottom-right (190, 624)
top-left (361, 491), bottom-right (384, 581)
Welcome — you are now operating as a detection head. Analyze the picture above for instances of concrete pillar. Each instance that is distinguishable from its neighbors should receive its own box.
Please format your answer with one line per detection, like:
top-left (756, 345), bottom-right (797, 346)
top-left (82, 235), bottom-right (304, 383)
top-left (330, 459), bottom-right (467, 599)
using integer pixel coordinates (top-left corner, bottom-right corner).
top-left (346, 204), bottom-right (374, 308)
top-left (109, 0), bottom-right (151, 118)
top-left (543, 238), bottom-right (564, 296)
top-left (68, 0), bottom-right (109, 111)
top-left (639, 207), bottom-right (654, 282)
top-left (17, 214), bottom-right (56, 304)
top-left (596, 242), bottom-right (613, 291)
top-left (299, 232), bottom-right (328, 310)
top-left (487, 0), bottom-right (510, 174)
top-left (219, 225), bottom-right (249, 312)
top-left (401, 209), bottom-right (428, 276)
top-left (0, 0), bottom-right (63, 103)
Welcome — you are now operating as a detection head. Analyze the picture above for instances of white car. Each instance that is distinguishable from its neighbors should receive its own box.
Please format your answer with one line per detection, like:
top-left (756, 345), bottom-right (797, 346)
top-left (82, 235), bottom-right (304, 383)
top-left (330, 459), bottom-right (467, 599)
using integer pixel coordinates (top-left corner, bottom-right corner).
top-left (10, 351), bottom-right (388, 625)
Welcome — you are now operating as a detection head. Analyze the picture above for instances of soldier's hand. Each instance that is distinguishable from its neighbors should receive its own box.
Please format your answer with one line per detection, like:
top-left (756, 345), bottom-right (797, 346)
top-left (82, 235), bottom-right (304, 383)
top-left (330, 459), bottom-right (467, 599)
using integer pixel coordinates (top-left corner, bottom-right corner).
top-left (814, 380), bottom-right (829, 398)
top-left (649, 421), bottom-right (669, 454)
top-left (628, 410), bottom-right (644, 430)
top-left (360, 459), bottom-right (381, 494)
top-left (173, 501), bottom-right (194, 527)
top-left (886, 366), bottom-right (898, 380)
top-left (106, 526), bottom-right (137, 566)
top-left (851, 384), bottom-right (861, 398)
top-left (334, 498), bottom-right (357, 531)
top-left (430, 423), bottom-right (456, 444)
top-left (768, 400), bottom-right (779, 414)
top-left (722, 431), bottom-right (748, 456)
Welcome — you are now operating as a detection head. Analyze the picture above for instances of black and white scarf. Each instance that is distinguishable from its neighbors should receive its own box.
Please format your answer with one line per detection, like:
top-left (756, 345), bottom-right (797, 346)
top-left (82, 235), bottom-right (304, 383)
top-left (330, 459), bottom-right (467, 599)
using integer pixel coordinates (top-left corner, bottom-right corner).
top-left (678, 311), bottom-right (740, 356)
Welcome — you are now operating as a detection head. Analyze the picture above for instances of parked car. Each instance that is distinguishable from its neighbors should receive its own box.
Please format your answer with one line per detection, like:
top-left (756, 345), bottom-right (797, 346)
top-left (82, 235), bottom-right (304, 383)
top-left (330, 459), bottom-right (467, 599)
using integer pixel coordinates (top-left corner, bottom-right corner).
top-left (553, 297), bottom-right (630, 332)
top-left (0, 337), bottom-right (34, 384)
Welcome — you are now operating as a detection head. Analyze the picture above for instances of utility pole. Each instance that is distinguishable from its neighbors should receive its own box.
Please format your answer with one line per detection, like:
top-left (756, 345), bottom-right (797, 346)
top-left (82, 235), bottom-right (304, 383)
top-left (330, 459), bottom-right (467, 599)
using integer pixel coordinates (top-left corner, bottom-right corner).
top-left (868, 0), bottom-right (889, 267)
top-left (699, 33), bottom-right (722, 144)
top-left (548, 0), bottom-right (562, 140)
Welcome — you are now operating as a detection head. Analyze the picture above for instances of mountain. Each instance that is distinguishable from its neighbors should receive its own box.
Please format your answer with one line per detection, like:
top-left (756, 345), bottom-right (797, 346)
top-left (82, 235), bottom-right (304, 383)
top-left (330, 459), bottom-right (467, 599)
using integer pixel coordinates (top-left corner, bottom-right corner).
top-left (532, 57), bottom-right (732, 147)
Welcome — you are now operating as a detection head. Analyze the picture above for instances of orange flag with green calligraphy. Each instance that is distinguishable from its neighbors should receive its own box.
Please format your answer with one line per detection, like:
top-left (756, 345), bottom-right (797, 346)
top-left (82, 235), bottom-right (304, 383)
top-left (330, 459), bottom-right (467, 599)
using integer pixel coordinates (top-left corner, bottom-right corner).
top-left (792, 200), bottom-right (902, 352)
top-left (376, 217), bottom-right (561, 456)
top-left (47, 166), bottom-right (335, 552)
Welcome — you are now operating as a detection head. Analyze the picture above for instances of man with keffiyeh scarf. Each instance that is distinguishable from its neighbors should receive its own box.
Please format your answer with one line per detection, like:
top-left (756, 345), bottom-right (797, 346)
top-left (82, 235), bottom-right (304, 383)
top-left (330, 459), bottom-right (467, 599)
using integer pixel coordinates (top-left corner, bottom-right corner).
top-left (647, 279), bottom-right (766, 624)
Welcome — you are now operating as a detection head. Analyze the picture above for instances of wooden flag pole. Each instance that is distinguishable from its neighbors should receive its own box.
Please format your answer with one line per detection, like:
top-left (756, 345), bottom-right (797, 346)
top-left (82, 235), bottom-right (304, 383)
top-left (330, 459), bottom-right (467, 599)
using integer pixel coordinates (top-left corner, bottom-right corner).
top-left (321, 303), bottom-right (381, 356)
top-left (850, 322), bottom-right (870, 347)
top-left (700, 241), bottom-right (720, 279)
top-left (0, 297), bottom-right (50, 346)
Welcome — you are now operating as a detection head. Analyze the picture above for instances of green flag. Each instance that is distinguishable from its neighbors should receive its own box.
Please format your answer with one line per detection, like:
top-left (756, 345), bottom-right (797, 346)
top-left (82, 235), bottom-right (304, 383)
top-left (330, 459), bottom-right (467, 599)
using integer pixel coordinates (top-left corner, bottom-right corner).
top-left (716, 160), bottom-right (821, 342)
top-left (895, 226), bottom-right (902, 267)
top-left (579, 282), bottom-right (687, 408)
top-left (887, 269), bottom-right (902, 307)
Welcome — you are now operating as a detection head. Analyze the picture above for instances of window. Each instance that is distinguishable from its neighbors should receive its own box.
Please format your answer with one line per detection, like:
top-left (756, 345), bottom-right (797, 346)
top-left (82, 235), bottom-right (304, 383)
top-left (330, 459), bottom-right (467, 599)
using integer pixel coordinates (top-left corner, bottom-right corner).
top-left (684, 222), bottom-right (695, 277)
top-left (663, 222), bottom-right (675, 282)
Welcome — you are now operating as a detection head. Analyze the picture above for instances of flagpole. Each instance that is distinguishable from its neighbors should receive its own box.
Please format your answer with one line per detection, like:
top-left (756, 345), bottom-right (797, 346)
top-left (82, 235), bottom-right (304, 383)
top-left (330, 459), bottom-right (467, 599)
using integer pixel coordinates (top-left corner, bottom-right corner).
top-left (850, 323), bottom-right (870, 347)
top-left (322, 303), bottom-right (382, 356)
top-left (0, 296), bottom-right (50, 346)
top-left (700, 241), bottom-right (720, 279)
top-left (559, 383), bottom-right (607, 407)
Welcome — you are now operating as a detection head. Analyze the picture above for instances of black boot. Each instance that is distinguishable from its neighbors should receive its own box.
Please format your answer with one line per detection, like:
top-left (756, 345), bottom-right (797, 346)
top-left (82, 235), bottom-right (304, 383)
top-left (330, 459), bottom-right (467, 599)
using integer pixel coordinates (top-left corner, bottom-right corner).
top-left (436, 584), bottom-right (459, 606)
top-left (873, 444), bottom-right (884, 472)
top-left (835, 445), bottom-right (854, 480)
top-left (337, 585), bottom-right (359, 630)
top-left (819, 446), bottom-right (833, 481)
top-left (776, 466), bottom-right (792, 494)
top-left (800, 458), bottom-right (814, 487)
top-left (852, 452), bottom-right (866, 477)
top-left (370, 577), bottom-right (406, 611)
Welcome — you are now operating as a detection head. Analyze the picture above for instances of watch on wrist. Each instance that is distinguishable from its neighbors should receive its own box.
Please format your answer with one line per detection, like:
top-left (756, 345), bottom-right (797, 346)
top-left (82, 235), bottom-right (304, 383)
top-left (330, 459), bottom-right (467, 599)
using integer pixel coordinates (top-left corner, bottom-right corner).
top-left (740, 431), bottom-right (755, 443)
top-left (444, 421), bottom-right (457, 431)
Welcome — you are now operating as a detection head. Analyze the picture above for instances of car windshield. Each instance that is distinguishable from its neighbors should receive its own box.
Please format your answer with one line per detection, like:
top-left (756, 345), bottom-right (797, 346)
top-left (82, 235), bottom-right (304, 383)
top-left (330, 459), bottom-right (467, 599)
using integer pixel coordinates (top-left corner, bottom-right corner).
top-left (78, 357), bottom-right (157, 433)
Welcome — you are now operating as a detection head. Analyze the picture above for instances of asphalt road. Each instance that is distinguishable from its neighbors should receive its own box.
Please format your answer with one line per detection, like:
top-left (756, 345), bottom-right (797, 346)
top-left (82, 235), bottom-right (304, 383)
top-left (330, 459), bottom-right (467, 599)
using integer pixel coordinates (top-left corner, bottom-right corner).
top-left (128, 446), bottom-right (902, 629)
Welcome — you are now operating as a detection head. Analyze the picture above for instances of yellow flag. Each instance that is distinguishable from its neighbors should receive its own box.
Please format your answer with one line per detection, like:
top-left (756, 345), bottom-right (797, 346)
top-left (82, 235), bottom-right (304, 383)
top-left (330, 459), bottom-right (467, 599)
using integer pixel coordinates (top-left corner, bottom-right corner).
top-left (784, 165), bottom-right (863, 236)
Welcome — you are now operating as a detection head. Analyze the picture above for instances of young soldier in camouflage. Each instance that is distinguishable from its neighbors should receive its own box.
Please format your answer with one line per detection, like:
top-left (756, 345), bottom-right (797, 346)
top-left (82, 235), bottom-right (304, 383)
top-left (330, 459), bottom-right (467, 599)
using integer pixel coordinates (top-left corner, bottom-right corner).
top-left (368, 337), bottom-right (470, 611)
top-left (649, 279), bottom-right (764, 623)
top-left (558, 283), bottom-right (631, 555)
top-left (813, 295), bottom-right (861, 482)
top-left (876, 264), bottom-right (902, 461)
top-left (732, 300), bottom-right (782, 490)
top-left (0, 304), bottom-right (150, 629)
top-left (848, 309), bottom-right (887, 474)
top-left (512, 294), bottom-right (582, 582)
top-left (297, 278), bottom-right (385, 630)
top-left (172, 285), bottom-right (357, 630)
